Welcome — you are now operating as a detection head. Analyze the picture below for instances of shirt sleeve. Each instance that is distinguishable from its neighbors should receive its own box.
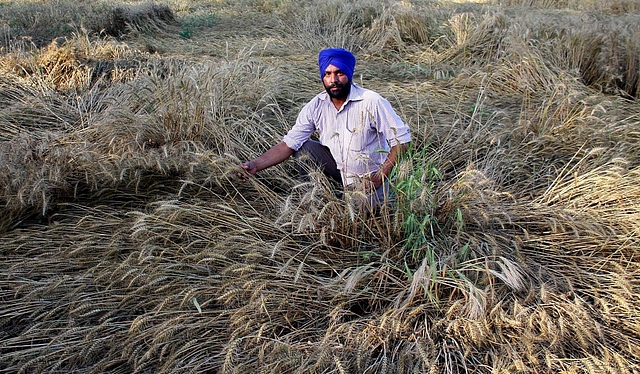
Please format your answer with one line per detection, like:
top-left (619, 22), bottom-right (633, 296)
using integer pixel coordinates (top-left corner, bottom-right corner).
top-left (282, 100), bottom-right (317, 151)
top-left (373, 96), bottom-right (412, 147)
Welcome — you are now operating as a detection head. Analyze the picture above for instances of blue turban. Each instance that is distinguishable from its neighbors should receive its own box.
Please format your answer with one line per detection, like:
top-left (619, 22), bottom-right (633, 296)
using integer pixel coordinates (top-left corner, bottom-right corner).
top-left (318, 48), bottom-right (356, 81)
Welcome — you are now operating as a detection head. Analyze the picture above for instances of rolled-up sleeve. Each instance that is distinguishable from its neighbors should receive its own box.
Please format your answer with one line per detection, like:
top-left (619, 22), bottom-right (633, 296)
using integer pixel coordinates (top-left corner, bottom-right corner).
top-left (375, 97), bottom-right (412, 147)
top-left (282, 100), bottom-right (317, 151)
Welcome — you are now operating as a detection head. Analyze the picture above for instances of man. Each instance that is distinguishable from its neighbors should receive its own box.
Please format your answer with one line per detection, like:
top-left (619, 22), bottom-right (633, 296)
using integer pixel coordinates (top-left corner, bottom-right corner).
top-left (240, 48), bottom-right (411, 208)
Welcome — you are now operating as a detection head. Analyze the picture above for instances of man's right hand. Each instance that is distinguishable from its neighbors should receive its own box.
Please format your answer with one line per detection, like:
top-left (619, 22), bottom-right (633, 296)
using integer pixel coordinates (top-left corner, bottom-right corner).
top-left (236, 141), bottom-right (295, 182)
top-left (238, 161), bottom-right (257, 182)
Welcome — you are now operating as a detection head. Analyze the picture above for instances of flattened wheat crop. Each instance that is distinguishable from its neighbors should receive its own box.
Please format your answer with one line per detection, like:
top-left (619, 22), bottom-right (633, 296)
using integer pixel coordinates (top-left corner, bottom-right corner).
top-left (1, 0), bottom-right (639, 373)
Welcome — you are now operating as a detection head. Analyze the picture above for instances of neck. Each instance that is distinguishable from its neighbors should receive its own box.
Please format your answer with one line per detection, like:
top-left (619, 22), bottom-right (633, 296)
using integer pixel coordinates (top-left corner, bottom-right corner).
top-left (331, 96), bottom-right (346, 109)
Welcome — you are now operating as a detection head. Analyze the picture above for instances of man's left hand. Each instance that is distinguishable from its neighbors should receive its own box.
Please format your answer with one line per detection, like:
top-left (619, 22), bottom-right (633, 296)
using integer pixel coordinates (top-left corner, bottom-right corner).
top-left (368, 171), bottom-right (384, 192)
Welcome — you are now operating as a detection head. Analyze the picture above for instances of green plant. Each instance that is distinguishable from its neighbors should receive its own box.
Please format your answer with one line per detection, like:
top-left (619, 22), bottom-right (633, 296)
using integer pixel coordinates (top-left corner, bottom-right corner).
top-left (179, 28), bottom-right (192, 39)
top-left (182, 12), bottom-right (217, 28)
top-left (179, 12), bottom-right (217, 39)
top-left (391, 145), bottom-right (442, 262)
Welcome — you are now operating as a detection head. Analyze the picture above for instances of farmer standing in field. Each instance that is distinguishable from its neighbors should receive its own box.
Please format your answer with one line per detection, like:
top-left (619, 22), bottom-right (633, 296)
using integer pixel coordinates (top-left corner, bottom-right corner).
top-left (239, 48), bottom-right (411, 208)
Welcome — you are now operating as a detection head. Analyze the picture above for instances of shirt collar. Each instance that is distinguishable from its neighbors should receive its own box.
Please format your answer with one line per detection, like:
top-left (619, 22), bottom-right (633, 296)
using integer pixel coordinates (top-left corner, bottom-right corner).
top-left (320, 83), bottom-right (364, 108)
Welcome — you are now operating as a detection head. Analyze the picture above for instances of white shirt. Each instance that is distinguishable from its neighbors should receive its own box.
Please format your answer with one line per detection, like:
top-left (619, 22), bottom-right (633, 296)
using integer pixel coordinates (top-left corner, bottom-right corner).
top-left (282, 84), bottom-right (412, 186)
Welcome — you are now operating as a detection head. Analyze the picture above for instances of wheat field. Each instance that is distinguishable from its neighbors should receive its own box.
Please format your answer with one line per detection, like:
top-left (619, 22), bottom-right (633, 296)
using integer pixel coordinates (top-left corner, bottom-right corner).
top-left (1, 0), bottom-right (639, 373)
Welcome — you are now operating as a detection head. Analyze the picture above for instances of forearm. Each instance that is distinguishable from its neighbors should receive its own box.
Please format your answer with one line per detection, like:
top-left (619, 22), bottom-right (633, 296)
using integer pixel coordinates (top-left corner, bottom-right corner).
top-left (368, 142), bottom-right (409, 190)
top-left (379, 142), bottom-right (409, 178)
top-left (251, 141), bottom-right (294, 173)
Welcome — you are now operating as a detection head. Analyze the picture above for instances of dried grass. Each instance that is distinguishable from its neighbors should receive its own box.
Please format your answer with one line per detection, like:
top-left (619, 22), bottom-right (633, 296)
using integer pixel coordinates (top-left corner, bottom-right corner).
top-left (1, 0), bottom-right (639, 373)
top-left (0, 1), bottom-right (176, 49)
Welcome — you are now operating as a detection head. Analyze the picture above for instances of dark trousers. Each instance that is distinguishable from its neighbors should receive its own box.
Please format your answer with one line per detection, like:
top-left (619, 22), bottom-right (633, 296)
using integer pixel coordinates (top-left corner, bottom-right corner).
top-left (293, 140), bottom-right (342, 184)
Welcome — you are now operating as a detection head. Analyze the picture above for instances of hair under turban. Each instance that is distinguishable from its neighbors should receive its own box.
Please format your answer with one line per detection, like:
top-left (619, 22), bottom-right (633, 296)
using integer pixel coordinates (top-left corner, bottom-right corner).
top-left (318, 48), bottom-right (356, 81)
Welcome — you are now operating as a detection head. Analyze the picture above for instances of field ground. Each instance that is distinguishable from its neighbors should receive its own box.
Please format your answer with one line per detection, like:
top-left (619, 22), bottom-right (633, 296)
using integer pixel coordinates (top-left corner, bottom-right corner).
top-left (1, 0), bottom-right (639, 373)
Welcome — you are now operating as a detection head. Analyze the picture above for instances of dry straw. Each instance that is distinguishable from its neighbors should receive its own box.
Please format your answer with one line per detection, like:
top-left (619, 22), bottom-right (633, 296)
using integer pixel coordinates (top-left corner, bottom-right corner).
top-left (1, 0), bottom-right (639, 373)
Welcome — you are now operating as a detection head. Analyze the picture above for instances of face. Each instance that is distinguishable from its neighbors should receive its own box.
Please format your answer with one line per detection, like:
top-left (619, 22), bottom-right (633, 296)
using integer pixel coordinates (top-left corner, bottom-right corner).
top-left (322, 64), bottom-right (351, 100)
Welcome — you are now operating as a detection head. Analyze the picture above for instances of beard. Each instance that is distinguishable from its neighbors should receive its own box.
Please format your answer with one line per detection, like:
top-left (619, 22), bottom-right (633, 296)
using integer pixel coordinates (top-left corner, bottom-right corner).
top-left (324, 80), bottom-right (351, 100)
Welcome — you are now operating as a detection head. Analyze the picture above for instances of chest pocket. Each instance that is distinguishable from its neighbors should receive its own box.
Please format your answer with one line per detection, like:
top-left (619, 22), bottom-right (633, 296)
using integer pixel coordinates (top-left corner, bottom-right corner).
top-left (346, 109), bottom-right (378, 152)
